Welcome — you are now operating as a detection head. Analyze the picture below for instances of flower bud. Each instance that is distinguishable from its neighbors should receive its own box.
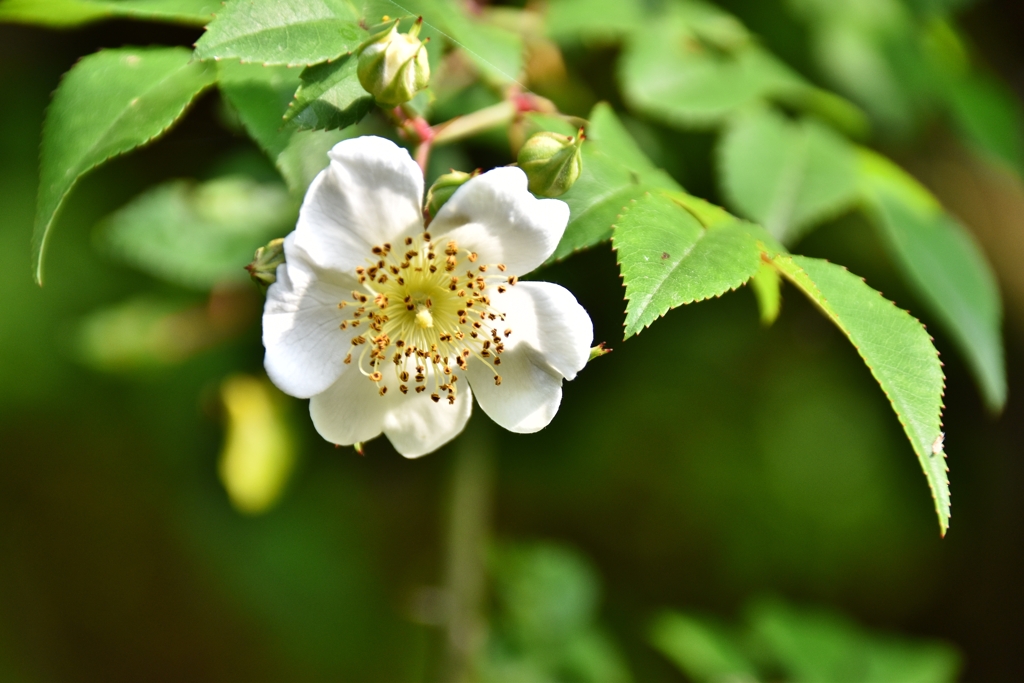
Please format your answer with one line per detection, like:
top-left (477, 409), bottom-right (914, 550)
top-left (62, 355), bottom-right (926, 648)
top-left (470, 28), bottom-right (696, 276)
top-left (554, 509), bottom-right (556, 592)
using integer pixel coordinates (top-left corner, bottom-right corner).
top-left (516, 129), bottom-right (584, 198)
top-left (357, 18), bottom-right (431, 107)
top-left (424, 169), bottom-right (477, 222)
top-left (246, 237), bottom-right (285, 288)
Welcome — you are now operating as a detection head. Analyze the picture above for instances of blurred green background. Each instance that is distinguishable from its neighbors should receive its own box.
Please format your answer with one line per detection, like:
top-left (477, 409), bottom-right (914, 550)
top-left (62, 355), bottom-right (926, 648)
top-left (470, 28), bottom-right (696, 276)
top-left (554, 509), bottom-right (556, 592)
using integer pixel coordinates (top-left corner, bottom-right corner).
top-left (3, 0), bottom-right (1024, 680)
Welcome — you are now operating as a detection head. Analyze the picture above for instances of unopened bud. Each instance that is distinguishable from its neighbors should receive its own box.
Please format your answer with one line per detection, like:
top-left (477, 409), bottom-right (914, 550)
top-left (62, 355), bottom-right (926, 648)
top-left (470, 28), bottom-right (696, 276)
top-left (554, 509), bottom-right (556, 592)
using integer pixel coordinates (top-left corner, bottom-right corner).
top-left (588, 342), bottom-right (611, 362)
top-left (424, 169), bottom-right (478, 222)
top-left (357, 18), bottom-right (431, 107)
top-left (517, 129), bottom-right (584, 197)
top-left (246, 238), bottom-right (285, 288)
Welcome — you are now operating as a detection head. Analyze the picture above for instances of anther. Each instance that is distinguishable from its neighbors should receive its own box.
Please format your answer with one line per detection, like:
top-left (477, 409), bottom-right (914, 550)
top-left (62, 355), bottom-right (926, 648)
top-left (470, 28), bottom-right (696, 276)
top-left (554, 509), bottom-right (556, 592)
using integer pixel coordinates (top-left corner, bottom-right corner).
top-left (400, 385), bottom-right (408, 394)
top-left (369, 372), bottom-right (382, 382)
top-left (430, 393), bottom-right (440, 403)
top-left (494, 375), bottom-right (502, 386)
top-left (379, 386), bottom-right (388, 396)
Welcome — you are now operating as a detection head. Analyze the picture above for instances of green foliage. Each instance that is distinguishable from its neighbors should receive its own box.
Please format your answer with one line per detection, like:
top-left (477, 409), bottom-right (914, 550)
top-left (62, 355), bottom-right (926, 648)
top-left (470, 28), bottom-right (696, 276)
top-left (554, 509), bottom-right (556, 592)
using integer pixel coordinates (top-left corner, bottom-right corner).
top-left (99, 176), bottom-right (295, 289)
top-left (718, 108), bottom-right (859, 244)
top-left (479, 542), bottom-right (631, 683)
top-left (650, 612), bottom-right (756, 682)
top-left (772, 254), bottom-right (950, 534)
top-left (33, 47), bottom-right (215, 284)
top-left (217, 61), bottom-right (354, 194)
top-left (544, 0), bottom-right (644, 43)
top-left (858, 151), bottom-right (1005, 411)
top-left (0, 0), bottom-right (216, 27)
top-left (652, 599), bottom-right (961, 683)
top-left (619, 15), bottom-right (808, 128)
top-left (552, 103), bottom-right (681, 261)
top-left (750, 262), bottom-right (782, 326)
top-left (74, 296), bottom-right (200, 371)
top-left (613, 192), bottom-right (763, 338)
top-left (284, 54), bottom-right (374, 131)
top-left (194, 0), bottom-right (363, 67)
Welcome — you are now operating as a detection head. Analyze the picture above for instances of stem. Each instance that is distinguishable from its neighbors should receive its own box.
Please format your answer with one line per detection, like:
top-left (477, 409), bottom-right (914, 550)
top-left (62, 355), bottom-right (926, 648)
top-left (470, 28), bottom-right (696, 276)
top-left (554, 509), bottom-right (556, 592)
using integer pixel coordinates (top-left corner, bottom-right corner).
top-left (431, 100), bottom-right (516, 147)
top-left (440, 419), bottom-right (494, 683)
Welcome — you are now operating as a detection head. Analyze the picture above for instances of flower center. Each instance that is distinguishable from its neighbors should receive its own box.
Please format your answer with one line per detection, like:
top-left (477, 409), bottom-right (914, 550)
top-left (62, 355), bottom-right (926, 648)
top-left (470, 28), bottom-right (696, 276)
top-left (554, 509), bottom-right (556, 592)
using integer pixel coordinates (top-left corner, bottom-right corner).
top-left (336, 232), bottom-right (517, 403)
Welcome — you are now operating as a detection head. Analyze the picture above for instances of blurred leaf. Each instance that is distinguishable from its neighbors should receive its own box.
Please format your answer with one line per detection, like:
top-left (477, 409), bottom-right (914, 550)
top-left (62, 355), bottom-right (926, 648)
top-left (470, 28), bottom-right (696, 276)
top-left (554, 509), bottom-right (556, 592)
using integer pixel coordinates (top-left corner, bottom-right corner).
top-left (614, 192), bottom-right (763, 338)
top-left (858, 150), bottom-right (1005, 411)
top-left (749, 598), bottom-right (961, 683)
top-left (194, 0), bottom-right (363, 67)
top-left (945, 75), bottom-right (1024, 175)
top-left (620, 16), bottom-right (808, 129)
top-left (751, 262), bottom-right (782, 326)
top-left (74, 296), bottom-right (220, 371)
top-left (33, 47), bottom-right (216, 284)
top-left (218, 61), bottom-right (353, 194)
top-left (552, 103), bottom-right (681, 261)
top-left (771, 254), bottom-right (950, 534)
top-left (482, 541), bottom-right (632, 683)
top-left (219, 375), bottom-right (297, 514)
top-left (650, 612), bottom-right (757, 683)
top-left (544, 0), bottom-right (644, 43)
top-left (718, 108), bottom-right (859, 244)
top-left (0, 0), bottom-right (216, 26)
top-left (99, 176), bottom-right (294, 289)
top-left (285, 54), bottom-right (374, 131)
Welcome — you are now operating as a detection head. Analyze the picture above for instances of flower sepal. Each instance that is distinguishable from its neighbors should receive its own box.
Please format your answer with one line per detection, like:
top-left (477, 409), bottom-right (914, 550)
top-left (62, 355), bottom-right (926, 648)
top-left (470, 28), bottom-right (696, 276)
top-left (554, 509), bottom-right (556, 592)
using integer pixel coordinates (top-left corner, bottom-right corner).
top-left (246, 237), bottom-right (285, 289)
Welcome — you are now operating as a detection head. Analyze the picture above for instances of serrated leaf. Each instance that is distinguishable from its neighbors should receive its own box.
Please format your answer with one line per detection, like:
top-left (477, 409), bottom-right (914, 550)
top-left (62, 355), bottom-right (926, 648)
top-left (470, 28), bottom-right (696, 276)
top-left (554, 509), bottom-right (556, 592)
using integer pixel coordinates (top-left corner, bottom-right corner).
top-left (194, 0), bottom-right (363, 67)
top-left (858, 150), bottom-right (1005, 411)
top-left (614, 192), bottom-right (764, 337)
top-left (719, 108), bottom-right (859, 244)
top-left (620, 17), bottom-right (808, 128)
top-left (218, 61), bottom-right (353, 194)
top-left (0, 0), bottom-right (217, 26)
top-left (285, 55), bottom-right (374, 131)
top-left (33, 47), bottom-right (216, 284)
top-left (99, 176), bottom-right (294, 289)
top-left (552, 103), bottom-right (681, 261)
top-left (772, 254), bottom-right (949, 534)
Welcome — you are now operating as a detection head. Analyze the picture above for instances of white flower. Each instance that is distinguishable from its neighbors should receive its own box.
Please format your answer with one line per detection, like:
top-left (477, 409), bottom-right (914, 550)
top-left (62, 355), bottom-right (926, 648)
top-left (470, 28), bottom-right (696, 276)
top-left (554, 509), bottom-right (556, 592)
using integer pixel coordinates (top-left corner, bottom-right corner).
top-left (262, 136), bottom-right (594, 458)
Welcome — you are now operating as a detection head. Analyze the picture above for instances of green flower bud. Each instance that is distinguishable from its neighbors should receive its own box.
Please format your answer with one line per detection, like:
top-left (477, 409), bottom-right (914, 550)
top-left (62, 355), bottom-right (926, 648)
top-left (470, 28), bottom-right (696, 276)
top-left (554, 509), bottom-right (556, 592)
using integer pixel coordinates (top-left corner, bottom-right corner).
top-left (516, 129), bottom-right (585, 198)
top-left (246, 238), bottom-right (285, 288)
top-left (424, 169), bottom-right (478, 222)
top-left (357, 18), bottom-right (431, 107)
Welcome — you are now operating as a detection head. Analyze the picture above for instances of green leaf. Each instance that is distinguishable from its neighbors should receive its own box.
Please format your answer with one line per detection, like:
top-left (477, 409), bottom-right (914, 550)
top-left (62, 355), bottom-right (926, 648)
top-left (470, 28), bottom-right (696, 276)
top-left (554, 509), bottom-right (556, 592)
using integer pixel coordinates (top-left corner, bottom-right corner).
top-left (194, 0), bottom-right (363, 67)
top-left (771, 254), bottom-right (950, 534)
top-left (858, 150), bottom-right (1005, 411)
top-left (613, 192), bottom-right (764, 338)
top-left (620, 17), bottom-right (808, 128)
top-left (0, 0), bottom-right (217, 27)
top-left (718, 108), bottom-right (859, 244)
top-left (945, 74), bottom-right (1024, 176)
top-left (552, 103), bottom-right (681, 261)
top-left (650, 612), bottom-right (756, 683)
top-left (218, 61), bottom-right (353, 194)
top-left (98, 176), bottom-right (294, 289)
top-left (34, 47), bottom-right (216, 284)
top-left (284, 55), bottom-right (374, 131)
top-left (544, 0), bottom-right (644, 43)
top-left (748, 598), bottom-right (961, 683)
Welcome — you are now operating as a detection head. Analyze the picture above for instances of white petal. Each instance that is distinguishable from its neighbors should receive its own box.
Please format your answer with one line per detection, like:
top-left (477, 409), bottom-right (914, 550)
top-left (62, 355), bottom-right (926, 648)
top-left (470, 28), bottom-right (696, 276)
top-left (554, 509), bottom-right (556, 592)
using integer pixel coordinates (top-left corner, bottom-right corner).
top-left (468, 281), bottom-right (593, 433)
top-left (383, 383), bottom-right (473, 458)
top-left (292, 136), bottom-right (425, 274)
top-left (493, 281), bottom-right (593, 380)
top-left (466, 350), bottom-right (563, 433)
top-left (310, 364), bottom-right (473, 458)
top-left (429, 167), bottom-right (570, 276)
top-left (309, 363), bottom-right (390, 446)
top-left (263, 237), bottom-right (361, 398)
